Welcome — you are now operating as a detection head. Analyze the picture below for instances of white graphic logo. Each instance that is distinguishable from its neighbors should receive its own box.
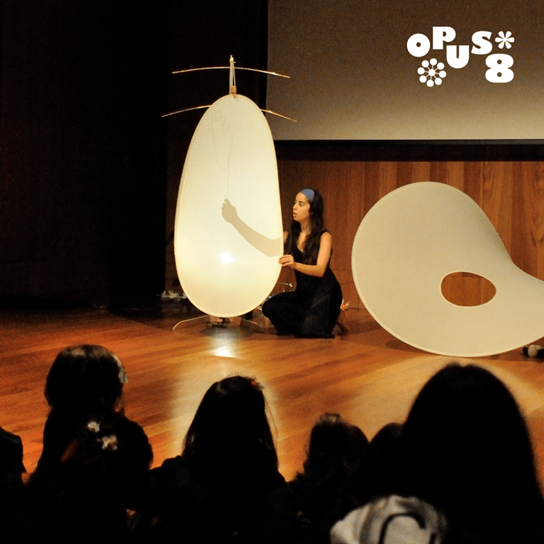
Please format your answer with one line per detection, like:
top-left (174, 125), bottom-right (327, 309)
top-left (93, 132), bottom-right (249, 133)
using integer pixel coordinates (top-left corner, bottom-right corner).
top-left (418, 59), bottom-right (447, 87)
top-left (407, 27), bottom-right (514, 86)
top-left (496, 31), bottom-right (515, 49)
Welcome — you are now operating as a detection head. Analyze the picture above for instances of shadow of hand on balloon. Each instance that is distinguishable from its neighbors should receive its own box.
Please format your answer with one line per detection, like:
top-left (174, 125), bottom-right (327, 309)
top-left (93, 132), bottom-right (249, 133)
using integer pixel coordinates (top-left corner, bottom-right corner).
top-left (221, 199), bottom-right (282, 258)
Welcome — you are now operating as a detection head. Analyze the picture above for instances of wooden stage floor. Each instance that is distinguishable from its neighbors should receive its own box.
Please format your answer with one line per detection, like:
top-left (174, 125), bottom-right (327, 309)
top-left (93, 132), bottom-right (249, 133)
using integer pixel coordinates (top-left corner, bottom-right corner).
top-left (2, 298), bottom-right (544, 483)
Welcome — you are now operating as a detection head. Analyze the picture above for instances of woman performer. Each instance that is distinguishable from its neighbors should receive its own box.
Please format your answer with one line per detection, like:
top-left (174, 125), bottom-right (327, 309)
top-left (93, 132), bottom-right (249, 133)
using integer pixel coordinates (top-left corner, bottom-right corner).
top-left (262, 188), bottom-right (342, 338)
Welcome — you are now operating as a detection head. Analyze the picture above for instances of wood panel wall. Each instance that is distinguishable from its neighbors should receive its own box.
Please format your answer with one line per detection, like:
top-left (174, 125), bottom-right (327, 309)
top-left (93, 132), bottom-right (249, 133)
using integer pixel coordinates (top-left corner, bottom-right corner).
top-left (276, 159), bottom-right (544, 309)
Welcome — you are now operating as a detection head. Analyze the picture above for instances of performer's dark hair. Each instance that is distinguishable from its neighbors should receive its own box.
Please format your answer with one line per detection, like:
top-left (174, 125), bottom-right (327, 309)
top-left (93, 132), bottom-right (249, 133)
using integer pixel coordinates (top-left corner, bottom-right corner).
top-left (285, 188), bottom-right (326, 265)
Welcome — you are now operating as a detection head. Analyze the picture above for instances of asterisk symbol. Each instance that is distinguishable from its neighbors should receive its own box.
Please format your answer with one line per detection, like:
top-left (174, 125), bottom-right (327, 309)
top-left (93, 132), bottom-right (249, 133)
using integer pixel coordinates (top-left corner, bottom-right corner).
top-left (496, 31), bottom-right (514, 49)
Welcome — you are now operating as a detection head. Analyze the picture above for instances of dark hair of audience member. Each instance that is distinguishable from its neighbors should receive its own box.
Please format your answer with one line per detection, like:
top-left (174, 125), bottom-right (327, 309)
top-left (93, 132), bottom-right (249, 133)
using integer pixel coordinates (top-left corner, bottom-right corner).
top-left (28, 412), bottom-right (152, 544)
top-left (354, 421), bottom-right (403, 506)
top-left (140, 376), bottom-right (284, 544)
top-left (261, 413), bottom-right (368, 544)
top-left (182, 375), bottom-right (279, 483)
top-left (301, 413), bottom-right (368, 483)
top-left (44, 344), bottom-right (126, 414)
top-left (399, 363), bottom-right (544, 543)
top-left (298, 413), bottom-right (369, 527)
top-left (37, 344), bottom-right (127, 472)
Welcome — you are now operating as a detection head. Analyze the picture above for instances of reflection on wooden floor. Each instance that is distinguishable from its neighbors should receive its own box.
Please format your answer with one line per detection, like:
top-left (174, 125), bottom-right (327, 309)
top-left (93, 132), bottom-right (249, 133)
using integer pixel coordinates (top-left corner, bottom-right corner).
top-left (1, 300), bottom-right (544, 483)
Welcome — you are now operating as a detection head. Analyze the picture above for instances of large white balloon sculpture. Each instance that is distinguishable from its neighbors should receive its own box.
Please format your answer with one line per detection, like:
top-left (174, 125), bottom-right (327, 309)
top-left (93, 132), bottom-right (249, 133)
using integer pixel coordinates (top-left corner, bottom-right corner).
top-left (173, 58), bottom-right (286, 317)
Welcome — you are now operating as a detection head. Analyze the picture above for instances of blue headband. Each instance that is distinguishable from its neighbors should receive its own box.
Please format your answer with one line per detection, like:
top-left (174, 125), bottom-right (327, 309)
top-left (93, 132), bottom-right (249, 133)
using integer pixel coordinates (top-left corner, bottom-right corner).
top-left (300, 188), bottom-right (315, 203)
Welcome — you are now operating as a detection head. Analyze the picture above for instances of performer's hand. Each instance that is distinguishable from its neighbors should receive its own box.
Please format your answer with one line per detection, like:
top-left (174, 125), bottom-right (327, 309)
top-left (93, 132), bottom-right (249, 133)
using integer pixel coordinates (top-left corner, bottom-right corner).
top-left (279, 255), bottom-right (296, 269)
top-left (221, 199), bottom-right (238, 224)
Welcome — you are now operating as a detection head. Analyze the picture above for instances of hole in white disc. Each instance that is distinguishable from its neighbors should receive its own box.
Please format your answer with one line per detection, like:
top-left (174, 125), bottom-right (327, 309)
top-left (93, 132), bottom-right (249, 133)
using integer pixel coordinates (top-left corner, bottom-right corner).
top-left (441, 272), bottom-right (496, 306)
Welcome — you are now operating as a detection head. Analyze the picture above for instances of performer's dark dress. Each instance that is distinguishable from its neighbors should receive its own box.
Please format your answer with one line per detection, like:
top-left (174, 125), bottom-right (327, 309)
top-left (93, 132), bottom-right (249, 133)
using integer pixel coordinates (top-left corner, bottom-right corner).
top-left (263, 244), bottom-right (342, 338)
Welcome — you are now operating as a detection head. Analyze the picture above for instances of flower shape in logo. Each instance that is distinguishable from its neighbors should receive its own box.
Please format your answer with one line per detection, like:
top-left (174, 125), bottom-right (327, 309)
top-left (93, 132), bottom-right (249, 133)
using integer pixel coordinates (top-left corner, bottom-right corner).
top-left (496, 31), bottom-right (514, 49)
top-left (418, 59), bottom-right (446, 87)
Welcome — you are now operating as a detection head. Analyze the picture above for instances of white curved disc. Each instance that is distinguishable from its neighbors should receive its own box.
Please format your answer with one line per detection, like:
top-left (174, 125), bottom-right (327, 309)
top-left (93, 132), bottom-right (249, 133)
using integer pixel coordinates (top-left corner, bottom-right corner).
top-left (174, 94), bottom-right (283, 317)
top-left (352, 182), bottom-right (544, 357)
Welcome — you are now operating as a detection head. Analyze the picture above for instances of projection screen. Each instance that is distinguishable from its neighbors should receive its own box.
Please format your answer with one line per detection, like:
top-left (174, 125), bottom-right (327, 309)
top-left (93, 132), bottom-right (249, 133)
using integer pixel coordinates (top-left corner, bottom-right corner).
top-left (267, 0), bottom-right (544, 140)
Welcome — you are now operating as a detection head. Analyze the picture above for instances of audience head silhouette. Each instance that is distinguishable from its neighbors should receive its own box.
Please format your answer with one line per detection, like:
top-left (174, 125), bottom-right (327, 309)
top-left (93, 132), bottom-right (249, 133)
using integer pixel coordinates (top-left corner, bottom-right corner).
top-left (303, 412), bottom-right (368, 481)
top-left (356, 422), bottom-right (403, 505)
top-left (37, 344), bottom-right (129, 475)
top-left (45, 344), bottom-right (127, 414)
top-left (183, 375), bottom-right (278, 479)
top-left (400, 363), bottom-right (544, 541)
